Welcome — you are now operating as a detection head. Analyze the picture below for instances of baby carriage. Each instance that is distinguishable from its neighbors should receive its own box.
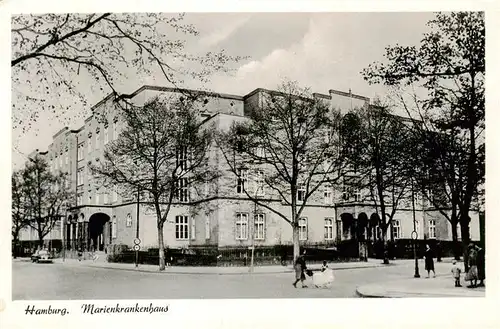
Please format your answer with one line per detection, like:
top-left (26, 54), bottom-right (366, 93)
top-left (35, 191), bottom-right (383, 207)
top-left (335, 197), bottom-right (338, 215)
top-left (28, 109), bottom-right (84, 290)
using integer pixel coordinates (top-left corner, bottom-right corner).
top-left (306, 268), bottom-right (335, 288)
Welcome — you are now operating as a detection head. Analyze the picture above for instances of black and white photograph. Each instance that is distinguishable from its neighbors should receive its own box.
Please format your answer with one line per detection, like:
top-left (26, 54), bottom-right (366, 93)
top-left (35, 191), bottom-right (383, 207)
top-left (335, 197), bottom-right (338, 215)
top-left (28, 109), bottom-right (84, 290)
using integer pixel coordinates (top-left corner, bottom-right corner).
top-left (2, 1), bottom-right (498, 328)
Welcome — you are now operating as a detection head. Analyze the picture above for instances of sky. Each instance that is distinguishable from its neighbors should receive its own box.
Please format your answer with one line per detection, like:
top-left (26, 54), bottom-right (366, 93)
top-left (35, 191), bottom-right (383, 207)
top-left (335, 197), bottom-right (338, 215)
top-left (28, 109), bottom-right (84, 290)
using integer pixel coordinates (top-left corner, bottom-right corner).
top-left (11, 12), bottom-right (437, 169)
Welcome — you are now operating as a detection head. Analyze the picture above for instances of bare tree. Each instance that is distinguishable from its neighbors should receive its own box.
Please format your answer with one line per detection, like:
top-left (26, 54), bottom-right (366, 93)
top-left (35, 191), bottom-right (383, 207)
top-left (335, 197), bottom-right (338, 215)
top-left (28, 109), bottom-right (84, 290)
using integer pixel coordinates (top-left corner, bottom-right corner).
top-left (92, 96), bottom-right (217, 271)
top-left (11, 13), bottom-right (244, 133)
top-left (346, 104), bottom-right (414, 264)
top-left (217, 81), bottom-right (349, 261)
top-left (21, 155), bottom-right (71, 248)
top-left (12, 171), bottom-right (30, 258)
top-left (362, 12), bottom-right (485, 269)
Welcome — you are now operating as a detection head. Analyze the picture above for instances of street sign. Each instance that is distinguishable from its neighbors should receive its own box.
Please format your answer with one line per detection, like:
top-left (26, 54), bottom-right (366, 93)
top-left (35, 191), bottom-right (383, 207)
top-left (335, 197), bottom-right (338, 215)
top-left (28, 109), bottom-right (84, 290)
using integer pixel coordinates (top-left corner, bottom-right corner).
top-left (133, 244), bottom-right (140, 251)
top-left (411, 231), bottom-right (418, 240)
top-left (133, 238), bottom-right (141, 245)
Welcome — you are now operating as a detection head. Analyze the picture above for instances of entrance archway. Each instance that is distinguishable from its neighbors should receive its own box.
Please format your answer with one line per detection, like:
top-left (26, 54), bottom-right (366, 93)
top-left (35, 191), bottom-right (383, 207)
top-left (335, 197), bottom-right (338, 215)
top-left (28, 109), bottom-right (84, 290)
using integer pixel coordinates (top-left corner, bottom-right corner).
top-left (88, 213), bottom-right (111, 252)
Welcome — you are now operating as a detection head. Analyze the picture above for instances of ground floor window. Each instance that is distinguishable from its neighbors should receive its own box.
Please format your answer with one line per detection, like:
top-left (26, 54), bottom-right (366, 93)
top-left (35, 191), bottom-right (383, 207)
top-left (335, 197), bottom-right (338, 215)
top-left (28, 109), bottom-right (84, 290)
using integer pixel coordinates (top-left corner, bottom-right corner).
top-left (175, 215), bottom-right (189, 240)
top-left (299, 217), bottom-right (308, 241)
top-left (205, 216), bottom-right (210, 240)
top-left (254, 213), bottom-right (265, 240)
top-left (429, 219), bottom-right (436, 238)
top-left (236, 213), bottom-right (248, 240)
top-left (392, 220), bottom-right (401, 240)
top-left (324, 218), bottom-right (334, 240)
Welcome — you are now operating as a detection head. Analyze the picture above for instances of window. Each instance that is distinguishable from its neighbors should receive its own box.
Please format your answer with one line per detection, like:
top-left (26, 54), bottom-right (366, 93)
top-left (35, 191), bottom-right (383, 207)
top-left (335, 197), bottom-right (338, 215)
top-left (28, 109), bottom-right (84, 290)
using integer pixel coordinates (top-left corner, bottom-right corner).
top-left (175, 215), bottom-right (189, 240)
top-left (177, 146), bottom-right (189, 171)
top-left (204, 181), bottom-right (209, 197)
top-left (96, 191), bottom-right (100, 204)
top-left (254, 213), bottom-right (265, 240)
top-left (78, 143), bottom-right (84, 161)
top-left (324, 186), bottom-right (332, 204)
top-left (324, 218), bottom-right (334, 240)
top-left (126, 214), bottom-right (132, 227)
top-left (65, 151), bottom-right (69, 165)
top-left (77, 193), bottom-right (83, 206)
top-left (112, 216), bottom-right (117, 238)
top-left (77, 168), bottom-right (84, 186)
top-left (59, 154), bottom-right (63, 168)
top-left (95, 129), bottom-right (100, 149)
top-left (254, 170), bottom-right (265, 196)
top-left (354, 190), bottom-right (362, 202)
top-left (297, 185), bottom-right (306, 202)
top-left (236, 168), bottom-right (248, 194)
top-left (103, 191), bottom-right (108, 204)
top-left (299, 218), bottom-right (308, 241)
top-left (88, 139), bottom-right (92, 155)
top-left (88, 191), bottom-right (92, 204)
top-left (176, 177), bottom-right (189, 202)
top-left (429, 219), bottom-right (436, 238)
top-left (392, 220), bottom-right (401, 240)
top-left (205, 216), bottom-right (210, 240)
top-left (235, 213), bottom-right (248, 240)
top-left (456, 223), bottom-right (461, 241)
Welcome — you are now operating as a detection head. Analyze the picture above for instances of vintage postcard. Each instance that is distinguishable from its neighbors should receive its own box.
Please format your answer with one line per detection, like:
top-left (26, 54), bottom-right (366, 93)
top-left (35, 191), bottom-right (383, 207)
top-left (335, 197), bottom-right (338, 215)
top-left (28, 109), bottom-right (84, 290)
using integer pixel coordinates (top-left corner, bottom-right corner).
top-left (1, 1), bottom-right (498, 328)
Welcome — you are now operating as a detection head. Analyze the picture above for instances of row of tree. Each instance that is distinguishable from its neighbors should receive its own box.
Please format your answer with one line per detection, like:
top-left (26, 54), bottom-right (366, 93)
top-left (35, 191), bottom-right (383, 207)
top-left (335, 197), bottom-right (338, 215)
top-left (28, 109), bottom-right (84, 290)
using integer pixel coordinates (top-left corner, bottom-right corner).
top-left (12, 12), bottom-right (484, 271)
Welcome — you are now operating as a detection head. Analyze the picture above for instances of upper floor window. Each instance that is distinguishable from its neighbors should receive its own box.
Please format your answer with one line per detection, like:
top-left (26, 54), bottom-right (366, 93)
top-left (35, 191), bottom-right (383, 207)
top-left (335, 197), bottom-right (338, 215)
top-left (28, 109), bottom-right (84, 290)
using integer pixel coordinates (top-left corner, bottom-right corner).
top-left (297, 185), bottom-right (306, 202)
top-left (175, 177), bottom-right (189, 203)
top-left (236, 168), bottom-right (248, 194)
top-left (126, 214), bottom-right (133, 227)
top-left (87, 139), bottom-right (92, 155)
top-left (254, 170), bottom-right (265, 196)
top-left (104, 126), bottom-right (109, 145)
top-left (177, 146), bottom-right (189, 171)
top-left (78, 143), bottom-right (84, 161)
top-left (324, 186), bottom-right (333, 204)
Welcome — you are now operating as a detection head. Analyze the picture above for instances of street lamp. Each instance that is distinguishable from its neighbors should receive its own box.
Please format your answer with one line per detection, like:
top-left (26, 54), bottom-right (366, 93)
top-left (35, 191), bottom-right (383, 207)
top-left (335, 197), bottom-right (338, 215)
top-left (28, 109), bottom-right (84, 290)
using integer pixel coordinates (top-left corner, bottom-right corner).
top-left (411, 179), bottom-right (420, 278)
top-left (135, 185), bottom-right (140, 268)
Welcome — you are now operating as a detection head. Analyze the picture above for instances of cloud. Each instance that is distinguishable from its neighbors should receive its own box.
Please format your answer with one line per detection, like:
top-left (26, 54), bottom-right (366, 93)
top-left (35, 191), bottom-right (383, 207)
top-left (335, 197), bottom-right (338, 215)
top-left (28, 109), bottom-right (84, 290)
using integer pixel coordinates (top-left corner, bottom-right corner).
top-left (198, 14), bottom-right (252, 48)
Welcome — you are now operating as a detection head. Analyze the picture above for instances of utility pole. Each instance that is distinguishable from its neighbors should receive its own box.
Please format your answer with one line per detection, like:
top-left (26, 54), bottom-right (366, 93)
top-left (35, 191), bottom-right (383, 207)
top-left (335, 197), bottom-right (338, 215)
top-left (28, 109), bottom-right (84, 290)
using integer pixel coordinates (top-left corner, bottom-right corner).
top-left (412, 178), bottom-right (420, 278)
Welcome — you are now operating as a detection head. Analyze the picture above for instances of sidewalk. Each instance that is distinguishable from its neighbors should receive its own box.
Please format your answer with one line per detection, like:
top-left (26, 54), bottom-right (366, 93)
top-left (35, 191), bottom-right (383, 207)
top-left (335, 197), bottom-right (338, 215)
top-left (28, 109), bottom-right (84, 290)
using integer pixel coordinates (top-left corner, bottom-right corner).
top-left (356, 274), bottom-right (486, 298)
top-left (48, 257), bottom-right (389, 275)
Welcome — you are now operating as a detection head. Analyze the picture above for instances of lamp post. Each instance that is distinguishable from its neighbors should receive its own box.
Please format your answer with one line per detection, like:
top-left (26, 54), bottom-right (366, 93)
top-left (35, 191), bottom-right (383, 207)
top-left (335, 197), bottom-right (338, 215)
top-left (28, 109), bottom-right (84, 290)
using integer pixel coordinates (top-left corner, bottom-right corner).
top-left (411, 179), bottom-right (420, 278)
top-left (135, 185), bottom-right (140, 268)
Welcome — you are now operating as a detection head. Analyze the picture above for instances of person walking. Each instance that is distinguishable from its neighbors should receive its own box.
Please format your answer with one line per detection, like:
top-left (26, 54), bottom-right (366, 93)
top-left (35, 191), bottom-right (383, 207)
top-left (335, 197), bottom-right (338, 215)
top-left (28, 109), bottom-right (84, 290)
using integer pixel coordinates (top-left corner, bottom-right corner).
top-left (424, 244), bottom-right (436, 278)
top-left (293, 250), bottom-right (308, 288)
top-left (466, 244), bottom-right (479, 288)
top-left (476, 245), bottom-right (485, 287)
top-left (451, 260), bottom-right (462, 287)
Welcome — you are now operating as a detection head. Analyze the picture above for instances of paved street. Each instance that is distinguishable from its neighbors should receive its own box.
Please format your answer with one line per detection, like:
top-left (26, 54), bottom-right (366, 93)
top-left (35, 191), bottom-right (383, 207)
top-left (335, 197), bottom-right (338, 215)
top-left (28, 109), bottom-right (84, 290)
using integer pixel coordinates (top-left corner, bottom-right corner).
top-left (12, 259), bottom-right (449, 300)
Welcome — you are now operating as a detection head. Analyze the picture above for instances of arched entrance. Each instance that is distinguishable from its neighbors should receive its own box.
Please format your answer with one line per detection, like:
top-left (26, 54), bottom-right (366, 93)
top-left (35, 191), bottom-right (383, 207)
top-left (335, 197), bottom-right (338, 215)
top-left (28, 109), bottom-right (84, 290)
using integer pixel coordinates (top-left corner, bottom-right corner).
top-left (88, 213), bottom-right (111, 252)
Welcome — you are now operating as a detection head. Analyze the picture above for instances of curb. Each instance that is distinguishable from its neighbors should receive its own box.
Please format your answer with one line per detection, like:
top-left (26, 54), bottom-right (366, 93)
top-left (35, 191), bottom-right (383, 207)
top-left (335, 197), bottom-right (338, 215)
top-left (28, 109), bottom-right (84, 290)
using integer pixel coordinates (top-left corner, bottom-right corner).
top-left (50, 261), bottom-right (389, 275)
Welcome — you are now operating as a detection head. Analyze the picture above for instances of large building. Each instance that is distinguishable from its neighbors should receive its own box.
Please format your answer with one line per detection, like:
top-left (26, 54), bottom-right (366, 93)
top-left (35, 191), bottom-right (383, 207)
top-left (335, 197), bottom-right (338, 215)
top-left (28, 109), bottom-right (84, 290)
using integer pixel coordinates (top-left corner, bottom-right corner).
top-left (18, 85), bottom-right (481, 258)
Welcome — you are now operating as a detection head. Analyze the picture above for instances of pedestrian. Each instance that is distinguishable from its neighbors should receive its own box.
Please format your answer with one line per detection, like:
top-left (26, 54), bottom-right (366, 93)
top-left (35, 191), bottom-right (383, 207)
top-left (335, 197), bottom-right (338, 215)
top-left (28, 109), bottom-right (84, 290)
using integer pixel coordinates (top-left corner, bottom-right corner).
top-left (465, 244), bottom-right (479, 288)
top-left (476, 245), bottom-right (485, 287)
top-left (451, 260), bottom-right (462, 287)
top-left (424, 244), bottom-right (436, 278)
top-left (292, 249), bottom-right (308, 288)
top-left (77, 249), bottom-right (83, 262)
top-left (321, 260), bottom-right (328, 272)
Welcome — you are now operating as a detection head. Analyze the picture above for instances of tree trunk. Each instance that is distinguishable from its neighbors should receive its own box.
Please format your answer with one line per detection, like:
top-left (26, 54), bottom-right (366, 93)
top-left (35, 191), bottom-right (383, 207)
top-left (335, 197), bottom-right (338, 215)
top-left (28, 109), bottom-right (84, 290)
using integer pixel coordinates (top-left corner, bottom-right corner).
top-left (292, 222), bottom-right (300, 263)
top-left (450, 221), bottom-right (461, 260)
top-left (13, 235), bottom-right (18, 259)
top-left (460, 215), bottom-right (471, 272)
top-left (158, 221), bottom-right (166, 271)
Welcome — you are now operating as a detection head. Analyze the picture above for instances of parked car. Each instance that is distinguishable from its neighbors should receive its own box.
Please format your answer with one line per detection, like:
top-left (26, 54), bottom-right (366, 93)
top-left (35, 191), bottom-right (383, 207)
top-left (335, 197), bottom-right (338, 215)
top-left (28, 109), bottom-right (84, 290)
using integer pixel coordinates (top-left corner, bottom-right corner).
top-left (31, 250), bottom-right (53, 263)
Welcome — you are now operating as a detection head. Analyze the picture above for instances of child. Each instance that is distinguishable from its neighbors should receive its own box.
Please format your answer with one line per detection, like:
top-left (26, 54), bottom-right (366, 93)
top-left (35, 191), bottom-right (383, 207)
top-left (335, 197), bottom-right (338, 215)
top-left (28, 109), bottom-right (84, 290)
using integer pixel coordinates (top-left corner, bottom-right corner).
top-left (451, 260), bottom-right (462, 287)
top-left (321, 260), bottom-right (328, 272)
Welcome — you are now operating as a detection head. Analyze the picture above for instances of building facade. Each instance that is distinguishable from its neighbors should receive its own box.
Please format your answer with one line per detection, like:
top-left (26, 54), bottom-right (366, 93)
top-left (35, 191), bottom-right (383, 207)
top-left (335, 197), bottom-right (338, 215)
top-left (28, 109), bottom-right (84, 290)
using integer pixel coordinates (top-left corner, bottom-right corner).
top-left (19, 85), bottom-right (481, 256)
